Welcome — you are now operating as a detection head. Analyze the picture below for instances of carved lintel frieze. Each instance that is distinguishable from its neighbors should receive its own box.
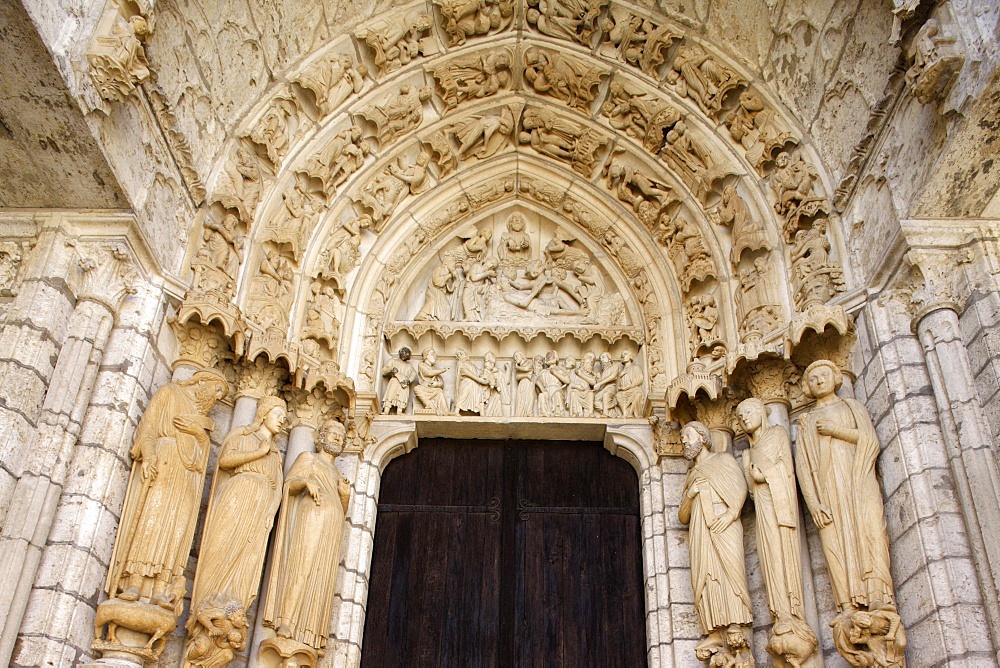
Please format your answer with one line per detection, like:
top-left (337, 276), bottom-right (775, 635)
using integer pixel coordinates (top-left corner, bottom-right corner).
top-left (72, 242), bottom-right (139, 315)
top-left (87, 6), bottom-right (151, 103)
top-left (236, 357), bottom-right (288, 399)
top-left (169, 317), bottom-right (232, 372)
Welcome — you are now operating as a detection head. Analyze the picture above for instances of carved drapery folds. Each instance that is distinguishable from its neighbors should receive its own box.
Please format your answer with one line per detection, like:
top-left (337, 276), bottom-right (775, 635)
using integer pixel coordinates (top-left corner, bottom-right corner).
top-left (94, 371), bottom-right (229, 663)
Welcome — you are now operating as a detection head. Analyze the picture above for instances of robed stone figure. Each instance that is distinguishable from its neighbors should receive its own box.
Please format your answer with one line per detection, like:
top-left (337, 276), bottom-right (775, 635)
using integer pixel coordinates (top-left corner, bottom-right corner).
top-left (738, 398), bottom-right (817, 666)
top-left (106, 370), bottom-right (228, 607)
top-left (679, 421), bottom-right (754, 665)
top-left (262, 419), bottom-right (352, 657)
top-left (795, 360), bottom-right (895, 611)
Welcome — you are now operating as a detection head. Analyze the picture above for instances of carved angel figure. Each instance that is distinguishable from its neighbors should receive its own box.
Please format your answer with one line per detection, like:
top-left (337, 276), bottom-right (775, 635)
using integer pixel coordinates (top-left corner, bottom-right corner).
top-left (667, 43), bottom-right (741, 114)
top-left (431, 50), bottom-right (513, 110)
top-left (218, 146), bottom-right (264, 220)
top-left (249, 94), bottom-right (299, 168)
top-left (519, 108), bottom-right (605, 175)
top-left (771, 151), bottom-right (825, 225)
top-left (358, 85), bottom-right (433, 148)
top-left (451, 105), bottom-right (516, 160)
top-left (355, 13), bottom-right (434, 76)
top-left (192, 213), bottom-right (244, 299)
top-left (725, 89), bottom-right (795, 172)
top-left (523, 47), bottom-right (606, 110)
top-left (600, 80), bottom-right (680, 153)
top-left (679, 421), bottom-right (754, 663)
top-left (320, 215), bottom-right (369, 289)
top-left (414, 347), bottom-right (451, 415)
top-left (714, 184), bottom-right (769, 264)
top-left (435, 0), bottom-right (514, 45)
top-left (295, 53), bottom-right (365, 118)
top-left (305, 125), bottom-right (369, 195)
top-left (357, 151), bottom-right (431, 227)
top-left (252, 249), bottom-right (294, 329)
top-left (262, 420), bottom-right (351, 654)
top-left (687, 294), bottom-right (719, 353)
top-left (602, 10), bottom-right (678, 76)
top-left (526, 0), bottom-right (607, 45)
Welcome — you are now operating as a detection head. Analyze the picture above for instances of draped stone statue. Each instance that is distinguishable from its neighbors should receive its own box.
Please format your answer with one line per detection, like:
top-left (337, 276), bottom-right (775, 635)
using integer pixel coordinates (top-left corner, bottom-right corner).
top-left (678, 420), bottom-right (754, 666)
top-left (261, 419), bottom-right (352, 667)
top-left (185, 396), bottom-right (287, 665)
top-left (795, 360), bottom-right (902, 665)
top-left (96, 370), bottom-right (229, 662)
top-left (737, 398), bottom-right (818, 666)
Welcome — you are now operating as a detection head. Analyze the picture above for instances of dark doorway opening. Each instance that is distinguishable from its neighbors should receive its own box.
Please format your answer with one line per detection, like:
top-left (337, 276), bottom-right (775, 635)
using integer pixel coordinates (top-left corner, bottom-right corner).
top-left (361, 439), bottom-right (647, 667)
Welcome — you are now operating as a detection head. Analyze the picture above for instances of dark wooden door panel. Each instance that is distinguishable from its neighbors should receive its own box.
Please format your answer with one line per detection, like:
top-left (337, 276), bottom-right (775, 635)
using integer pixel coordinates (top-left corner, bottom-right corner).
top-left (361, 440), bottom-right (646, 668)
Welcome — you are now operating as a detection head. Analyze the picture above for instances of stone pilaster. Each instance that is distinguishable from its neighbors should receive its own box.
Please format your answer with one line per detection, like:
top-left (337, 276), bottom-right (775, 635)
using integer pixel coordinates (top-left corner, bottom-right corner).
top-left (908, 248), bottom-right (1000, 659)
top-left (0, 243), bottom-right (138, 666)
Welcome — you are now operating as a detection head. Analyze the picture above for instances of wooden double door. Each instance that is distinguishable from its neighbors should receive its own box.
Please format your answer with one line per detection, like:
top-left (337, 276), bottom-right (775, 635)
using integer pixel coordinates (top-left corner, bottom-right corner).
top-left (361, 439), bottom-right (647, 667)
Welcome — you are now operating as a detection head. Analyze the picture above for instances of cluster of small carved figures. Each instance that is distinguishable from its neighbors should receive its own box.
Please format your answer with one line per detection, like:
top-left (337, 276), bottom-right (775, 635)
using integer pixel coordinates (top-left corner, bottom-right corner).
top-left (93, 371), bottom-right (351, 668)
top-left (680, 361), bottom-right (906, 668)
top-left (382, 345), bottom-right (646, 419)
top-left (412, 217), bottom-right (627, 327)
top-left (171, 0), bottom-right (849, 368)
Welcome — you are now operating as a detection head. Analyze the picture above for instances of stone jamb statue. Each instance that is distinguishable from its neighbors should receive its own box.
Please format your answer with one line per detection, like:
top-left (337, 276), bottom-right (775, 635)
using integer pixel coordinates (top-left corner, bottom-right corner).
top-left (185, 395), bottom-right (287, 666)
top-left (678, 420), bottom-right (755, 666)
top-left (96, 369), bottom-right (229, 662)
top-left (737, 397), bottom-right (818, 666)
top-left (795, 360), bottom-right (905, 666)
top-left (260, 419), bottom-right (352, 668)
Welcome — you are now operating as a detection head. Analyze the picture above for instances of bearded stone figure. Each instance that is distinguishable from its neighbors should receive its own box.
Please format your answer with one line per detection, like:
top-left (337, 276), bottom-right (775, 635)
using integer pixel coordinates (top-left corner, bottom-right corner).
top-left (795, 360), bottom-right (902, 665)
top-left (96, 370), bottom-right (228, 662)
top-left (261, 419), bottom-right (352, 666)
top-left (679, 420), bottom-right (755, 666)
top-left (185, 396), bottom-right (287, 664)
top-left (737, 398), bottom-right (818, 667)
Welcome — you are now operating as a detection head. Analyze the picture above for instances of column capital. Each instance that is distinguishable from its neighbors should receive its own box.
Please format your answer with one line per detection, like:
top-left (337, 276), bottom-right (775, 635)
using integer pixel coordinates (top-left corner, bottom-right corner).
top-left (903, 247), bottom-right (973, 331)
top-left (72, 242), bottom-right (139, 316)
top-left (236, 357), bottom-right (288, 400)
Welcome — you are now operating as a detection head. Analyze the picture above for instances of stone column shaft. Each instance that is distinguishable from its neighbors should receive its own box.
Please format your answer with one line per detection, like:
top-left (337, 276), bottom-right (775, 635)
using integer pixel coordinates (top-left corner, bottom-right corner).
top-left (0, 297), bottom-right (116, 664)
top-left (917, 306), bottom-right (1000, 658)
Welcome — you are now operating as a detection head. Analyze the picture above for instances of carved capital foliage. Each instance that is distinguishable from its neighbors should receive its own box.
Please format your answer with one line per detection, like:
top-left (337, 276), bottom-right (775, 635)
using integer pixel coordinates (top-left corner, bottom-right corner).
top-left (87, 5), bottom-right (152, 103)
top-left (170, 318), bottom-right (232, 372)
top-left (740, 358), bottom-right (790, 406)
top-left (72, 242), bottom-right (139, 315)
top-left (693, 392), bottom-right (739, 435)
top-left (651, 416), bottom-right (682, 457)
top-left (904, 247), bottom-right (973, 323)
top-left (236, 357), bottom-right (288, 399)
top-left (284, 385), bottom-right (342, 430)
